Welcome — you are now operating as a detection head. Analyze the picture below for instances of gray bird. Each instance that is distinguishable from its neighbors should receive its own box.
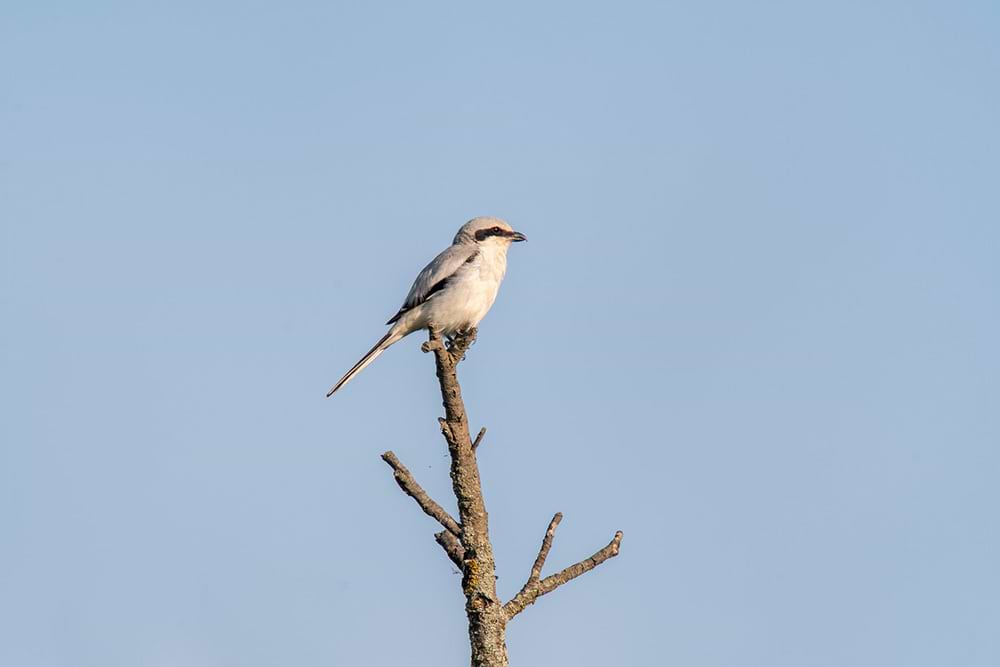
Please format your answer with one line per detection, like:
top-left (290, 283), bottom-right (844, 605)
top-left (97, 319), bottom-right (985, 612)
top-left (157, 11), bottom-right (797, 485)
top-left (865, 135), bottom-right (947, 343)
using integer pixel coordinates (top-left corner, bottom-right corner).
top-left (326, 217), bottom-right (527, 397)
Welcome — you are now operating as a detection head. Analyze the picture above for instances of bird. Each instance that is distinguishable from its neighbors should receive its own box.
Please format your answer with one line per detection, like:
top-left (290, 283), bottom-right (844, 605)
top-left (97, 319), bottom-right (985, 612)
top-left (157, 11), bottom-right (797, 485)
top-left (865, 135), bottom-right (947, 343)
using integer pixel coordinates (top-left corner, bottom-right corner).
top-left (326, 217), bottom-right (527, 397)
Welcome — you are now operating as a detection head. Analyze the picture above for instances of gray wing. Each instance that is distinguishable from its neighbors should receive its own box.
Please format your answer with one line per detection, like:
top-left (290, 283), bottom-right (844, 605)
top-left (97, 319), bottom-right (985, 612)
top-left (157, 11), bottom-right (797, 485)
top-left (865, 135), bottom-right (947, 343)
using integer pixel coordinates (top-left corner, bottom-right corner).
top-left (386, 243), bottom-right (478, 324)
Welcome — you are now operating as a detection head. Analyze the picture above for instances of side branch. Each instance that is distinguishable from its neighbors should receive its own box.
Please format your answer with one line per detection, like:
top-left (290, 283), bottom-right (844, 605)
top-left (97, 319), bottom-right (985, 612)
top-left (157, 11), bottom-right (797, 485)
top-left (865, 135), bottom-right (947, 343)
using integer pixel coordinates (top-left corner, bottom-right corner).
top-left (472, 427), bottom-right (487, 451)
top-left (436, 529), bottom-right (466, 568)
top-left (503, 521), bottom-right (623, 622)
top-left (381, 450), bottom-right (461, 537)
top-left (529, 513), bottom-right (563, 582)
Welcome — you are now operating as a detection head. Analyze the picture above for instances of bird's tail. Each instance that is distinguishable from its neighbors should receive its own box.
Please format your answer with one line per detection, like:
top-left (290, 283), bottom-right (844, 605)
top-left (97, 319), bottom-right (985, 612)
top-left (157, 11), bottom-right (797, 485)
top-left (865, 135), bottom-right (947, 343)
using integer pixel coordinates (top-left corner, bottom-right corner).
top-left (326, 330), bottom-right (401, 397)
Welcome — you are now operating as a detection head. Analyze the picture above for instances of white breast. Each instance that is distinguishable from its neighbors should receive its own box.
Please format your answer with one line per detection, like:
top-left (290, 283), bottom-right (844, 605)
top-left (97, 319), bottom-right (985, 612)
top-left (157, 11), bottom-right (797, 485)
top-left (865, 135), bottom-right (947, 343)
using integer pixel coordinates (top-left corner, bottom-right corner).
top-left (420, 243), bottom-right (509, 335)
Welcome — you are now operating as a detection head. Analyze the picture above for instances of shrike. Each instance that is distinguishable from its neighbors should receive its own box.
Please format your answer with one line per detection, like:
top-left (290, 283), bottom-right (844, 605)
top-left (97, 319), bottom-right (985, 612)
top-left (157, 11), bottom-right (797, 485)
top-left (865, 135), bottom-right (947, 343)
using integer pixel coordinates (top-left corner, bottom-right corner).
top-left (326, 217), bottom-right (527, 397)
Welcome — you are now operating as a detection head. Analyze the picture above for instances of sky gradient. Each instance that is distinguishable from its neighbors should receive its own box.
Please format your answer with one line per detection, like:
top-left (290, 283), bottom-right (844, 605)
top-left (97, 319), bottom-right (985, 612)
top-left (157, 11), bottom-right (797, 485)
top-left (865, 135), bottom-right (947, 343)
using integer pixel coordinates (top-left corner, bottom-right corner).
top-left (2, 2), bottom-right (999, 666)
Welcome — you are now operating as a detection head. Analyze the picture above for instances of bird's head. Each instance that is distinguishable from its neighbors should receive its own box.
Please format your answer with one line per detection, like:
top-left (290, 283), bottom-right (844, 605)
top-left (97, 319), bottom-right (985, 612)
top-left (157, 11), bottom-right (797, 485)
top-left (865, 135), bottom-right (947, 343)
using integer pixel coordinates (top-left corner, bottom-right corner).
top-left (454, 217), bottom-right (527, 247)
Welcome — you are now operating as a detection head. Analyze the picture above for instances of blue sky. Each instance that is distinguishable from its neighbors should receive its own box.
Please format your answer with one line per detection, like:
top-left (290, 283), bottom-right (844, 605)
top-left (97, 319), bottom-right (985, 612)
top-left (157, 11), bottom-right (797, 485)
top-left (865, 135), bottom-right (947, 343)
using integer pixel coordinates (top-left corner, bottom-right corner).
top-left (2, 2), bottom-right (998, 666)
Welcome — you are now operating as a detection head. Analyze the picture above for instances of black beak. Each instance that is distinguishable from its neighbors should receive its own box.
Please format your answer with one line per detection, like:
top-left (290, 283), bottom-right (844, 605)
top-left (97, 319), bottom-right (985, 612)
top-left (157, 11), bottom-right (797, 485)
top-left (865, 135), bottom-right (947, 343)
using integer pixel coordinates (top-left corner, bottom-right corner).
top-left (510, 231), bottom-right (527, 242)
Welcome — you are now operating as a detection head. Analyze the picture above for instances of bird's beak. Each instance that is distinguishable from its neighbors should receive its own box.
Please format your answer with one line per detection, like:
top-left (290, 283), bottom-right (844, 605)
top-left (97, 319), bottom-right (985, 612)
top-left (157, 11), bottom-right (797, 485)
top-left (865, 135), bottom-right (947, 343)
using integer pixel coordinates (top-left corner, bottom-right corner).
top-left (510, 231), bottom-right (527, 242)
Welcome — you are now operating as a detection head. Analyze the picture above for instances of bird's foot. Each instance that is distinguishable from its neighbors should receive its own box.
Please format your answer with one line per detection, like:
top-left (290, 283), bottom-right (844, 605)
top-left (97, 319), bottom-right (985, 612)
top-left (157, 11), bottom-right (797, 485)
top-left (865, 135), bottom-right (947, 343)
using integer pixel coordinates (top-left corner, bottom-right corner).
top-left (424, 328), bottom-right (476, 364)
top-left (445, 330), bottom-right (474, 345)
top-left (447, 328), bottom-right (477, 361)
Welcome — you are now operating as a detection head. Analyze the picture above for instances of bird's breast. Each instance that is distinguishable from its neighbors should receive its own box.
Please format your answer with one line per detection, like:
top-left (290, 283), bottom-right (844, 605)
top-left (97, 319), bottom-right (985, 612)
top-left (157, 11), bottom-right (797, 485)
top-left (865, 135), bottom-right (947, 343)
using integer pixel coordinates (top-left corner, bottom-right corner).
top-left (426, 248), bottom-right (507, 332)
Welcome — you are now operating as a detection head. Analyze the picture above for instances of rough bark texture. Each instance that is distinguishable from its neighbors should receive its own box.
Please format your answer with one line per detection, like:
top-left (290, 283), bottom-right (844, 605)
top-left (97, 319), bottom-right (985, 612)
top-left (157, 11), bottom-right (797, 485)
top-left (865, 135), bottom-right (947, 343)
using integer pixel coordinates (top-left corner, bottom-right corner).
top-left (424, 330), bottom-right (509, 667)
top-left (380, 328), bottom-right (623, 667)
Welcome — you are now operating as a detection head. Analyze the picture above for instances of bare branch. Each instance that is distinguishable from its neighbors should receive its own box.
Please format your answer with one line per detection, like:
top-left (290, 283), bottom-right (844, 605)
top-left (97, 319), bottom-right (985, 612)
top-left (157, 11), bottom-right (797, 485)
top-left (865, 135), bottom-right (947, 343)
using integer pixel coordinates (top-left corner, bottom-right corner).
top-left (529, 513), bottom-right (562, 581)
top-left (506, 514), bottom-right (563, 613)
top-left (504, 527), bottom-right (623, 621)
top-left (381, 450), bottom-right (461, 537)
top-left (425, 328), bottom-right (511, 665)
top-left (382, 326), bottom-right (623, 664)
top-left (472, 427), bottom-right (487, 451)
top-left (436, 529), bottom-right (466, 568)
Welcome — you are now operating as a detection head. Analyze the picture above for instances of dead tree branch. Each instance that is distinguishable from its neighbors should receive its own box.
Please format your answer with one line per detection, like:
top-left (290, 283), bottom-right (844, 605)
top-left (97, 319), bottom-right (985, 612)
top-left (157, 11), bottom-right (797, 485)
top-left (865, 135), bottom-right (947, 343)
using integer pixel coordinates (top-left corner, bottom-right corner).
top-left (529, 513), bottom-right (562, 582)
top-left (425, 328), bottom-right (509, 666)
top-left (381, 451), bottom-right (461, 538)
top-left (503, 520), bottom-right (623, 622)
top-left (472, 427), bottom-right (487, 451)
top-left (380, 328), bottom-right (623, 666)
top-left (436, 529), bottom-right (467, 569)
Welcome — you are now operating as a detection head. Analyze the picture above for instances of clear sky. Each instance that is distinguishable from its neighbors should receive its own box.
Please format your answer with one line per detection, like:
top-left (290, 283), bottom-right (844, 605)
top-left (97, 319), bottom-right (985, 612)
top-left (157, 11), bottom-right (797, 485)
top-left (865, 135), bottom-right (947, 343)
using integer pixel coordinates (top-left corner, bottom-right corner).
top-left (2, 2), bottom-right (998, 666)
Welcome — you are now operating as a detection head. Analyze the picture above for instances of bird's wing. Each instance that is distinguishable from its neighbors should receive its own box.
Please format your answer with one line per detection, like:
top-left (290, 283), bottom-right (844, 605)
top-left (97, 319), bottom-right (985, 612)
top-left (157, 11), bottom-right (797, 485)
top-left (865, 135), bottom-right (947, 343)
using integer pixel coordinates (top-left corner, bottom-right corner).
top-left (386, 244), bottom-right (478, 324)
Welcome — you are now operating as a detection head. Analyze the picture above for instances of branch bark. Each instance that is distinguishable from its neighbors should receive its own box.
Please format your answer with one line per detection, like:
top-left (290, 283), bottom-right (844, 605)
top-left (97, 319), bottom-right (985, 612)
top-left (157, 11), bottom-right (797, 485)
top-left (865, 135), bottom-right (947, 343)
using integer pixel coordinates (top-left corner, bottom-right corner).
top-left (503, 520), bottom-right (623, 622)
top-left (436, 529), bottom-right (466, 569)
top-left (381, 450), bottom-right (461, 538)
top-left (472, 427), bottom-right (487, 451)
top-left (528, 513), bottom-right (562, 582)
top-left (380, 328), bottom-right (623, 666)
top-left (424, 329), bottom-right (509, 667)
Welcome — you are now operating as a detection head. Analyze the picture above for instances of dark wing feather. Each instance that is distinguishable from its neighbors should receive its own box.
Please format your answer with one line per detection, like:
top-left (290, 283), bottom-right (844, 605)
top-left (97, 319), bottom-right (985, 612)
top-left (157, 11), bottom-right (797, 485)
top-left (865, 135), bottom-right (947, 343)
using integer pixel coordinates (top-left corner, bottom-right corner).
top-left (386, 245), bottom-right (478, 324)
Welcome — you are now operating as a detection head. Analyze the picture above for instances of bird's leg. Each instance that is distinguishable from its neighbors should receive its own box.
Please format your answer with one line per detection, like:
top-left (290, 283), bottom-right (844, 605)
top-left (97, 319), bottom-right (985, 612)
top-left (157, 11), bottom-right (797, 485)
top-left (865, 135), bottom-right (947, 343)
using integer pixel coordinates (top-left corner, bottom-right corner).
top-left (447, 328), bottom-right (477, 362)
top-left (423, 328), bottom-right (476, 364)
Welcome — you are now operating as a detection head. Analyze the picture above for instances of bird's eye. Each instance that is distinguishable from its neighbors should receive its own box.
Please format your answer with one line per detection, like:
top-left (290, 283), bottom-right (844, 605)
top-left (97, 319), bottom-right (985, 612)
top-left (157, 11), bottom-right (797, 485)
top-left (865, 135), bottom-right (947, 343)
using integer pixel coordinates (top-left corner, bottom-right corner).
top-left (492, 226), bottom-right (501, 233)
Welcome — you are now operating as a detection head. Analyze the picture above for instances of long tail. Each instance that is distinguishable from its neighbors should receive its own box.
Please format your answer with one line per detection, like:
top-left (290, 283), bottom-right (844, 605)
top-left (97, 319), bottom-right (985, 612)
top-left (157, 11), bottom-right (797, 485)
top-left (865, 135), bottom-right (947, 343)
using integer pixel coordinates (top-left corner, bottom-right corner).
top-left (326, 330), bottom-right (401, 397)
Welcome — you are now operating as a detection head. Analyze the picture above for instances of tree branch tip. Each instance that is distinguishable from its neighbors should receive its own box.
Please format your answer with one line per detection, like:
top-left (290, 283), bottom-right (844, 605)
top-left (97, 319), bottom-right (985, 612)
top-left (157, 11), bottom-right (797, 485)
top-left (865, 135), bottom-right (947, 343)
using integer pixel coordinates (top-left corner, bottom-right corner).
top-left (379, 448), bottom-right (462, 538)
top-left (421, 339), bottom-right (443, 353)
top-left (472, 427), bottom-right (487, 450)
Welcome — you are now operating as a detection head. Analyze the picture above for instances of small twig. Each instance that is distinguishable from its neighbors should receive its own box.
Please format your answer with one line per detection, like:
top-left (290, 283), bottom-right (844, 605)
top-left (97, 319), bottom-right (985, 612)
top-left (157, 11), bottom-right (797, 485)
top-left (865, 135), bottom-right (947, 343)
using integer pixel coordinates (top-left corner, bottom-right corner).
top-left (503, 521), bottom-right (623, 621)
top-left (435, 530), bottom-right (466, 568)
top-left (529, 513), bottom-right (562, 581)
top-left (472, 427), bottom-right (487, 451)
top-left (381, 451), bottom-right (461, 537)
top-left (507, 513), bottom-right (562, 610)
top-left (437, 417), bottom-right (461, 445)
